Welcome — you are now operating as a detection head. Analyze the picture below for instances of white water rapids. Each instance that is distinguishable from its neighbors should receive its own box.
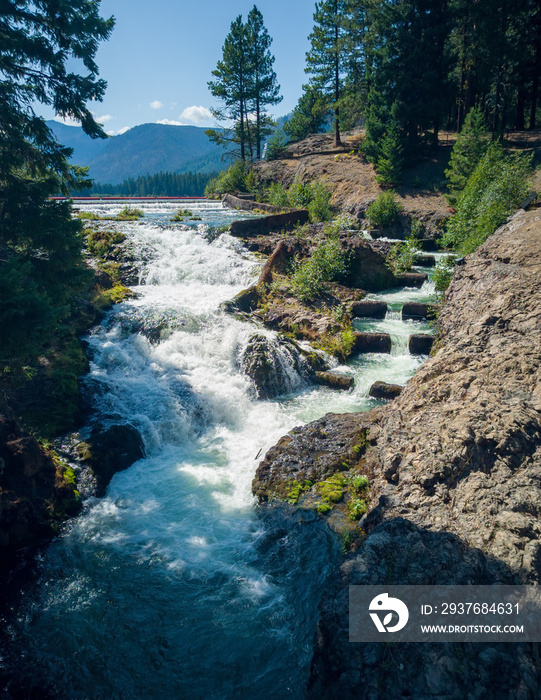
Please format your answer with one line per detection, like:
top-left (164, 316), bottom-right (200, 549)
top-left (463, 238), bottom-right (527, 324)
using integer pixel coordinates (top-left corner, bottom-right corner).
top-left (2, 200), bottom-right (438, 699)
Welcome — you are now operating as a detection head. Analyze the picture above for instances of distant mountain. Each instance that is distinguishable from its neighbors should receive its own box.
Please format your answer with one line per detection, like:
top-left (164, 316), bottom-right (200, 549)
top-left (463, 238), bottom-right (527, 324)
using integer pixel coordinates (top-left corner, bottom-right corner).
top-left (47, 121), bottom-right (228, 184)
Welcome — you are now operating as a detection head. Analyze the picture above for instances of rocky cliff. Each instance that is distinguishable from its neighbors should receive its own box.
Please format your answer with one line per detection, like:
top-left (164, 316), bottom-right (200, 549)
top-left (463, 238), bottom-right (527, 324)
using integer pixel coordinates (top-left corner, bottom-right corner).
top-left (253, 206), bottom-right (541, 698)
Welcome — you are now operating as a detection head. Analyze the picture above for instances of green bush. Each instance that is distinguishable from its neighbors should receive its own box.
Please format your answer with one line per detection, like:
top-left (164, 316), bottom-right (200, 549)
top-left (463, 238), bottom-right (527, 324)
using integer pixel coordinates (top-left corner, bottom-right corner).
top-left (432, 256), bottom-right (455, 293)
top-left (365, 190), bottom-right (402, 228)
top-left (267, 182), bottom-right (289, 208)
top-left (441, 143), bottom-right (532, 256)
top-left (291, 239), bottom-right (347, 302)
top-left (204, 160), bottom-right (252, 197)
top-left (288, 175), bottom-right (313, 208)
top-left (385, 234), bottom-right (418, 275)
top-left (115, 206), bottom-right (144, 220)
top-left (307, 181), bottom-right (332, 222)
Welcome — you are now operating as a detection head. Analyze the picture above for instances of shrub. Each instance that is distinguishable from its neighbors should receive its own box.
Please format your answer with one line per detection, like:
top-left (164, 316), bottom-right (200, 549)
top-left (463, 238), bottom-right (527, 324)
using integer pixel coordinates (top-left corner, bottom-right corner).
top-left (441, 143), bottom-right (532, 256)
top-left (288, 175), bottom-right (313, 208)
top-left (385, 234), bottom-right (418, 275)
top-left (307, 181), bottom-right (332, 222)
top-left (348, 498), bottom-right (368, 520)
top-left (205, 160), bottom-right (251, 197)
top-left (116, 206), bottom-right (143, 220)
top-left (432, 257), bottom-right (455, 293)
top-left (365, 190), bottom-right (402, 228)
top-left (291, 239), bottom-right (347, 302)
top-left (267, 182), bottom-right (289, 208)
top-left (266, 130), bottom-right (288, 160)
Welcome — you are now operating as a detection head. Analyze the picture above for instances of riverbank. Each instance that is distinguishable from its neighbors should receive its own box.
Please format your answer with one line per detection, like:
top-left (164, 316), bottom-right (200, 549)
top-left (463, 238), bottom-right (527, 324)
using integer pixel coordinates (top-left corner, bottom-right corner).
top-left (255, 205), bottom-right (541, 698)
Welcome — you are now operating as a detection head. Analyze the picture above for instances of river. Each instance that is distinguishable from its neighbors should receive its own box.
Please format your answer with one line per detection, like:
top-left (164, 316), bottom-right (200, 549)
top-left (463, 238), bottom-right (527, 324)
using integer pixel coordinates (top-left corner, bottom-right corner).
top-left (1, 200), bottom-right (437, 699)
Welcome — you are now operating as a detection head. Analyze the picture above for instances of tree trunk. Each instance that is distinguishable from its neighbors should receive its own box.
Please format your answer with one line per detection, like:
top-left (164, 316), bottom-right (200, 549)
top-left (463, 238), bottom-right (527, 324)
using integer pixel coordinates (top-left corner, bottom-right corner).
top-left (334, 18), bottom-right (341, 148)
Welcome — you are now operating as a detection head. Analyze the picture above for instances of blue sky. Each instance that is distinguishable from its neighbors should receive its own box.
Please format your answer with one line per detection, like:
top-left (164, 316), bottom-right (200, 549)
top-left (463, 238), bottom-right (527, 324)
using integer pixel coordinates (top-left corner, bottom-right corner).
top-left (46, 0), bottom-right (316, 135)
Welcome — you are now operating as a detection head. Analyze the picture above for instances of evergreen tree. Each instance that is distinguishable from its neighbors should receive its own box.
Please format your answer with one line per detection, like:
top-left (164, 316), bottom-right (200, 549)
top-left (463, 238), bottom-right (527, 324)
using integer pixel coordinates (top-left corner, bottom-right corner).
top-left (0, 0), bottom-right (114, 371)
top-left (305, 0), bottom-right (349, 147)
top-left (246, 6), bottom-right (282, 159)
top-left (283, 84), bottom-right (329, 142)
top-left (444, 107), bottom-right (489, 204)
top-left (208, 9), bottom-right (281, 162)
top-left (207, 16), bottom-right (251, 162)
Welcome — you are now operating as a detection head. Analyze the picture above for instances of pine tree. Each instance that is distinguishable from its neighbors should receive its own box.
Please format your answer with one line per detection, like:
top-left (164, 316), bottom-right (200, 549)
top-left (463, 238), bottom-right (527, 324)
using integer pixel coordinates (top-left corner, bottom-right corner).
top-left (445, 106), bottom-right (489, 204)
top-left (305, 0), bottom-right (349, 147)
top-left (246, 6), bottom-right (282, 160)
top-left (0, 0), bottom-right (114, 371)
top-left (283, 84), bottom-right (329, 142)
top-left (207, 16), bottom-right (251, 162)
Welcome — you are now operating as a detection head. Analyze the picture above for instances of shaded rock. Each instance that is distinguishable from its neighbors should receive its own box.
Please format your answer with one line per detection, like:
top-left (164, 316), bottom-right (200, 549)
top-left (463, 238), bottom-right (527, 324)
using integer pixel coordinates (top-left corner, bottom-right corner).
top-left (257, 240), bottom-right (289, 286)
top-left (349, 300), bottom-right (387, 319)
top-left (396, 271), bottom-right (428, 287)
top-left (223, 193), bottom-right (290, 213)
top-left (229, 210), bottom-right (309, 237)
top-left (418, 237), bottom-right (440, 251)
top-left (414, 253), bottom-right (436, 266)
top-left (342, 238), bottom-right (398, 291)
top-left (408, 333), bottom-right (434, 354)
top-left (239, 334), bottom-right (312, 400)
top-left (0, 416), bottom-right (80, 574)
top-left (369, 381), bottom-right (403, 399)
top-left (315, 371), bottom-right (354, 390)
top-left (221, 285), bottom-right (260, 314)
top-left (86, 418), bottom-right (145, 497)
top-left (401, 302), bottom-right (436, 320)
top-left (353, 332), bottom-right (391, 354)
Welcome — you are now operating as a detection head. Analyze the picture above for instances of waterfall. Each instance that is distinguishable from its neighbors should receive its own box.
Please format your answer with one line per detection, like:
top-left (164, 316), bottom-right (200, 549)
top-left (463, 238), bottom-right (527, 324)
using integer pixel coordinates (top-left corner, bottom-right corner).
top-left (2, 200), bottom-right (438, 699)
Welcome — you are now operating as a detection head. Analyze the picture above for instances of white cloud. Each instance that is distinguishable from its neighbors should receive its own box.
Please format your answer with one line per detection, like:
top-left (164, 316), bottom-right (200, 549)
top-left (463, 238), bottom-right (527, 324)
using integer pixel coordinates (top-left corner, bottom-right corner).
top-left (150, 100), bottom-right (163, 110)
top-left (179, 105), bottom-right (213, 124)
top-left (156, 118), bottom-right (184, 126)
top-left (107, 126), bottom-right (131, 136)
top-left (94, 113), bottom-right (113, 124)
top-left (54, 115), bottom-right (80, 127)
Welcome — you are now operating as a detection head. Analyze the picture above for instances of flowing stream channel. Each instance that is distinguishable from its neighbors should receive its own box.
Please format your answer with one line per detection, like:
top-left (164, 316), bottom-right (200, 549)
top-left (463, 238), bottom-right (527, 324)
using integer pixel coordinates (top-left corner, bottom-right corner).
top-left (1, 200), bottom-right (438, 699)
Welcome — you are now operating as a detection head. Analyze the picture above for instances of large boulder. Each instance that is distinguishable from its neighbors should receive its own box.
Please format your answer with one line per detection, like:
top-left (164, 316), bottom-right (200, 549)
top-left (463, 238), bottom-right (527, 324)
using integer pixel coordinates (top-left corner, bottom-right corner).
top-left (229, 210), bottom-right (309, 237)
top-left (341, 238), bottom-right (398, 291)
top-left (85, 418), bottom-right (145, 496)
top-left (239, 334), bottom-right (314, 400)
top-left (369, 381), bottom-right (403, 399)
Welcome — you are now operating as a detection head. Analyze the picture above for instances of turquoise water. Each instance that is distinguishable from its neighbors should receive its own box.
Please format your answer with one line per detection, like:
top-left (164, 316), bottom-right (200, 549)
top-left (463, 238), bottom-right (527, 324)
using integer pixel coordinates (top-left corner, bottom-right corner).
top-left (0, 204), bottom-right (437, 699)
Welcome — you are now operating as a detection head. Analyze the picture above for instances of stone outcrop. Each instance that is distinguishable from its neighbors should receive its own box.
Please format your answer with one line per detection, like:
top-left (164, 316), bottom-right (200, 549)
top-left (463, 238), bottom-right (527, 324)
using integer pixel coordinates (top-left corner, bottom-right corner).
top-left (0, 416), bottom-right (80, 574)
top-left (341, 238), bottom-right (398, 291)
top-left (239, 333), bottom-right (323, 400)
top-left (396, 271), bottom-right (428, 287)
top-left (253, 208), bottom-right (541, 698)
